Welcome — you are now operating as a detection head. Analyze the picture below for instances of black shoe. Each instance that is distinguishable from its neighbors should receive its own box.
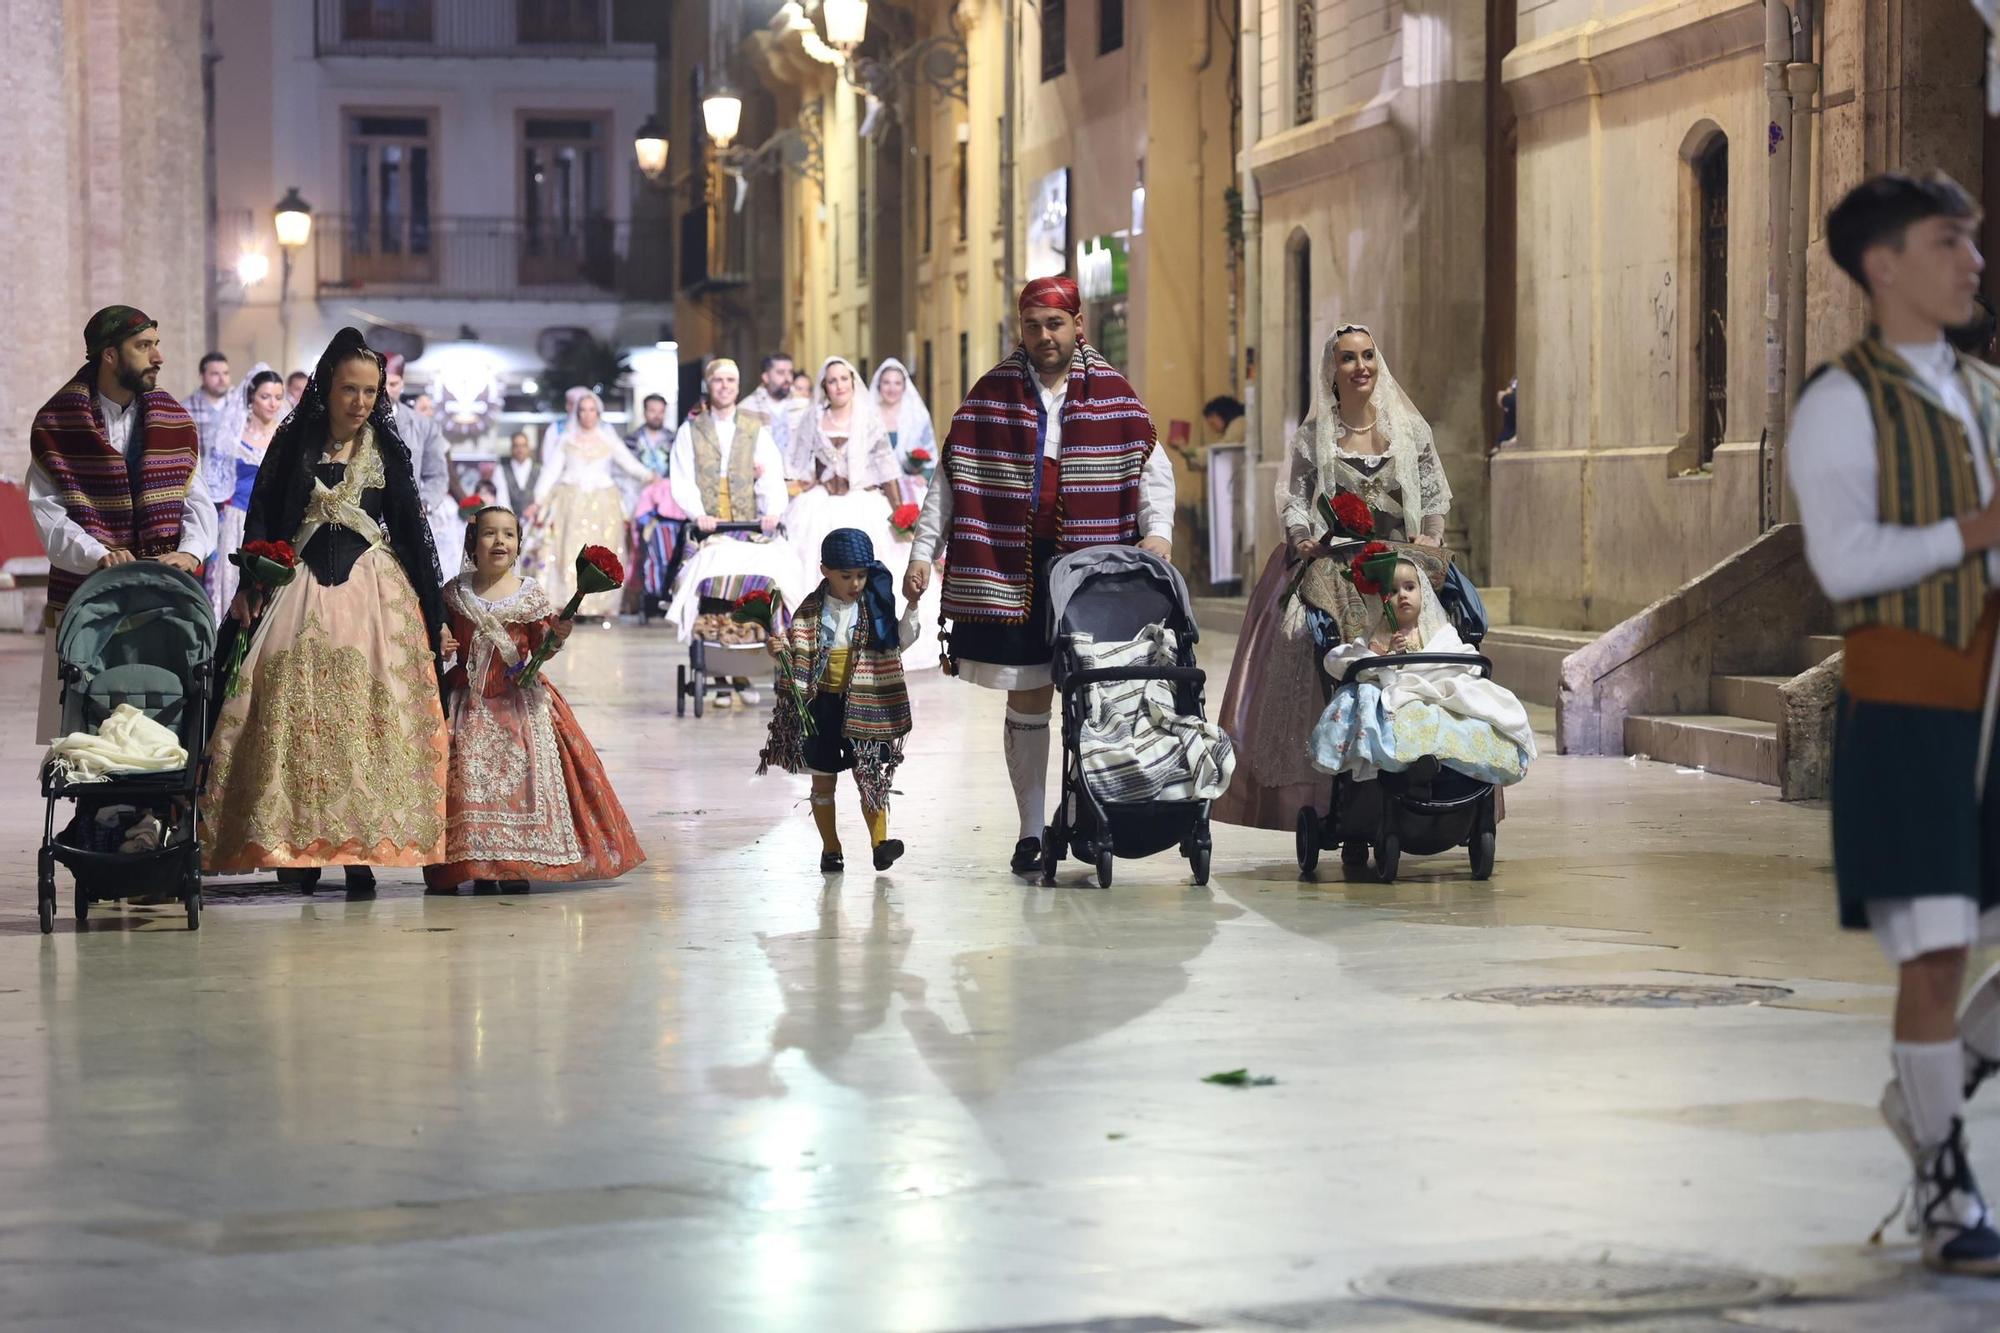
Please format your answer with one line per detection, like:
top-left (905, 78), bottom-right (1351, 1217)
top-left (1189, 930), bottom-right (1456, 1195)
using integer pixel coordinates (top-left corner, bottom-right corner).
top-left (472, 879), bottom-right (501, 895)
top-left (1917, 1119), bottom-right (2000, 1275)
top-left (873, 839), bottom-right (905, 871)
top-left (277, 867), bottom-right (323, 891)
top-left (344, 866), bottom-right (376, 900)
top-left (1010, 838), bottom-right (1042, 875)
top-left (498, 880), bottom-right (529, 894)
top-left (425, 885), bottom-right (459, 896)
top-left (820, 851), bottom-right (845, 874)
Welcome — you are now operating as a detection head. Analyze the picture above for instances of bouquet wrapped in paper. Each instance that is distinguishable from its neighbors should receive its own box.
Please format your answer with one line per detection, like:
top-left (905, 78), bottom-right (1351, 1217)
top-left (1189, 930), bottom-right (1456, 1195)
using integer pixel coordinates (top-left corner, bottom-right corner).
top-left (511, 544), bottom-right (623, 688)
top-left (222, 539), bottom-right (299, 698)
top-left (733, 590), bottom-right (813, 735)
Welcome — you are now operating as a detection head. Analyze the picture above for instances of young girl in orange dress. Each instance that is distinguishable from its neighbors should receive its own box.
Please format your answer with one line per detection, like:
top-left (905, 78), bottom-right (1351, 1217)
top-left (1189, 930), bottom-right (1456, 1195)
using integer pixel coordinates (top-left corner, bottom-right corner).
top-left (425, 506), bottom-right (645, 895)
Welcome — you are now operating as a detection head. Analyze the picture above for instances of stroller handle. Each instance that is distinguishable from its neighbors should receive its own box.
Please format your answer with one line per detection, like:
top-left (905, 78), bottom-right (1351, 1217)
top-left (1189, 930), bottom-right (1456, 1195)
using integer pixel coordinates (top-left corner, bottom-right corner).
top-left (1342, 652), bottom-right (1493, 679)
top-left (1064, 664), bottom-right (1207, 690)
top-left (704, 521), bottom-right (768, 535)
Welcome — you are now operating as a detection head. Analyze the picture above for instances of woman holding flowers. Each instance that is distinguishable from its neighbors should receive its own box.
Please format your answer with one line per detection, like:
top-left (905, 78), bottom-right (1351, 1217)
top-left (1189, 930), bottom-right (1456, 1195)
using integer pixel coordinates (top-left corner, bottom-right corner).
top-left (204, 327), bottom-right (453, 896)
top-left (528, 388), bottom-right (657, 620)
top-left (425, 507), bottom-right (644, 895)
top-left (869, 358), bottom-right (936, 478)
top-left (1212, 323), bottom-right (1455, 831)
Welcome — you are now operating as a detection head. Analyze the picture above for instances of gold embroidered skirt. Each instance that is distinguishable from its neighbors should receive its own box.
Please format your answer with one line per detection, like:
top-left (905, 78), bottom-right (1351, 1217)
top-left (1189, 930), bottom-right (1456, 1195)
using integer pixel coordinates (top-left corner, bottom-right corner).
top-left (204, 547), bottom-right (448, 871)
top-left (539, 484), bottom-right (628, 618)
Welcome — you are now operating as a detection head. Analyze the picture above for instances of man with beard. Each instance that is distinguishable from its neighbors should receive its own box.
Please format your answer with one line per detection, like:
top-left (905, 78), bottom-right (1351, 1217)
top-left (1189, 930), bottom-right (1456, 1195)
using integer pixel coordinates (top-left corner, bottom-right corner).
top-left (907, 276), bottom-right (1175, 873)
top-left (741, 353), bottom-right (810, 486)
top-left (27, 306), bottom-right (216, 740)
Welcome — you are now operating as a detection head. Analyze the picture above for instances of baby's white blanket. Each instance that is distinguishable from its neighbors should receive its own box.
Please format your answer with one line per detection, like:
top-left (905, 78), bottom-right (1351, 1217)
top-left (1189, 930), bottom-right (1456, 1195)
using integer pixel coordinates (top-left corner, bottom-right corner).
top-left (1074, 627), bottom-right (1236, 804)
top-left (48, 704), bottom-right (188, 783)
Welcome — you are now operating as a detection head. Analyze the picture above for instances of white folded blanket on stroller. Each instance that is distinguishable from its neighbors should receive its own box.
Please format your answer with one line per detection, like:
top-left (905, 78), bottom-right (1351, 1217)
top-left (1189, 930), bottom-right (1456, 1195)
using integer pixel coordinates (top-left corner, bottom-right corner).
top-left (1073, 626), bottom-right (1235, 804)
top-left (47, 704), bottom-right (187, 784)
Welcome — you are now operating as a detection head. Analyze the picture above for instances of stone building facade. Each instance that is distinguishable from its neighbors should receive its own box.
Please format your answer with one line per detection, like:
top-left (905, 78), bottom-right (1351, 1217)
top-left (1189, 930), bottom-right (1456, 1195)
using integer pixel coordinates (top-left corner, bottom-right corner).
top-left (0, 0), bottom-right (208, 478)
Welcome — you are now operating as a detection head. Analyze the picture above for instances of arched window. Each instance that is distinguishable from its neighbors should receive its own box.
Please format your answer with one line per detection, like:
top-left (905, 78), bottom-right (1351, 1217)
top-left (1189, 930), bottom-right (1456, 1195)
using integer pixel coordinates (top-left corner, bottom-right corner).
top-left (1286, 229), bottom-right (1312, 422)
top-left (1694, 133), bottom-right (1728, 461)
top-left (1293, 1), bottom-right (1316, 125)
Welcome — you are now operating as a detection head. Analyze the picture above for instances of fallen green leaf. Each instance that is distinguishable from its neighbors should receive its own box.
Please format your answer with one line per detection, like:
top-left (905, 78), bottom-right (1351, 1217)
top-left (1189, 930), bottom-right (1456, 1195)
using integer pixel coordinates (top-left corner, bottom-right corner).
top-left (1106, 1132), bottom-right (1127, 1140)
top-left (1203, 1068), bottom-right (1277, 1087)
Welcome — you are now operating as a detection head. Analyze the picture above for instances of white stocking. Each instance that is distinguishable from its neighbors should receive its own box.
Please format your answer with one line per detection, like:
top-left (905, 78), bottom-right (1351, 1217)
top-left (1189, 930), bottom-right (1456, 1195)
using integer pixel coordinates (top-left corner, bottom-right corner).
top-left (1003, 706), bottom-right (1051, 841)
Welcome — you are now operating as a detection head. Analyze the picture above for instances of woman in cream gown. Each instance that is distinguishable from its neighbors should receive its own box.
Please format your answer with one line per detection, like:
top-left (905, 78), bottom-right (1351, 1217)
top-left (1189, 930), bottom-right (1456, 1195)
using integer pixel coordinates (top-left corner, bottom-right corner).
top-left (527, 388), bottom-right (656, 616)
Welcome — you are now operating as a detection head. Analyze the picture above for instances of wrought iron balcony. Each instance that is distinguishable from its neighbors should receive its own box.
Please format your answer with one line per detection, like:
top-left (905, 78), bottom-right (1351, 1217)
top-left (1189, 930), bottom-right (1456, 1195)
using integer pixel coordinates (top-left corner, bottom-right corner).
top-left (314, 0), bottom-right (657, 59)
top-left (311, 214), bottom-right (670, 302)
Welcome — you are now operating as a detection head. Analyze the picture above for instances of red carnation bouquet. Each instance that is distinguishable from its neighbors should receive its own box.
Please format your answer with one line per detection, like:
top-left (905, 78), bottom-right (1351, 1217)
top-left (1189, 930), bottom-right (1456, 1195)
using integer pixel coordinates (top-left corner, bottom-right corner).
top-left (1341, 539), bottom-right (1405, 639)
top-left (1318, 491), bottom-right (1375, 542)
top-left (457, 494), bottom-right (485, 518)
top-left (512, 544), bottom-right (624, 688)
top-left (889, 502), bottom-right (920, 539)
top-left (903, 447), bottom-right (933, 476)
top-left (730, 589), bottom-right (812, 732)
top-left (221, 539), bottom-right (299, 698)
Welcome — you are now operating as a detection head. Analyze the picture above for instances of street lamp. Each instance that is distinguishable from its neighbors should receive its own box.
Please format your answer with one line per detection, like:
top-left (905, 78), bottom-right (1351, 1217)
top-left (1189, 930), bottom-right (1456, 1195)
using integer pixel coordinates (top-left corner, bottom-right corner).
top-left (701, 85), bottom-right (743, 149)
top-left (822, 0), bottom-right (869, 46)
top-left (273, 187), bottom-right (313, 375)
top-left (633, 113), bottom-right (669, 183)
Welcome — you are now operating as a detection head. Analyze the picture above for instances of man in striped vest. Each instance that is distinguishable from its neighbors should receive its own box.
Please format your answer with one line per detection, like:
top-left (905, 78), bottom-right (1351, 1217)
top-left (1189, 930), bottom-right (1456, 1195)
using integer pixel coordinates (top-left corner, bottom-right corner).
top-left (27, 306), bottom-right (216, 741)
top-left (906, 277), bottom-right (1176, 874)
top-left (1792, 173), bottom-right (2000, 1274)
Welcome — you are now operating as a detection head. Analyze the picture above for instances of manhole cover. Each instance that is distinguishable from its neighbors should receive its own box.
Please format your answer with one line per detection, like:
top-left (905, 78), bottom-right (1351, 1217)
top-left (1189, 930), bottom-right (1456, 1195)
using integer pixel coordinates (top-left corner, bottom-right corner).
top-left (1354, 1258), bottom-right (1789, 1315)
top-left (1449, 983), bottom-right (1792, 1008)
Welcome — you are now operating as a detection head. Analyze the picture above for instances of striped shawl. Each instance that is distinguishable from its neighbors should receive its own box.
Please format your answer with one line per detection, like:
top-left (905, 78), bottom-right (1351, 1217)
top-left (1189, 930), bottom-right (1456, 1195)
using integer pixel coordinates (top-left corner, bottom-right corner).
top-left (758, 587), bottom-right (911, 809)
top-left (30, 371), bottom-right (199, 617)
top-left (940, 343), bottom-right (1155, 623)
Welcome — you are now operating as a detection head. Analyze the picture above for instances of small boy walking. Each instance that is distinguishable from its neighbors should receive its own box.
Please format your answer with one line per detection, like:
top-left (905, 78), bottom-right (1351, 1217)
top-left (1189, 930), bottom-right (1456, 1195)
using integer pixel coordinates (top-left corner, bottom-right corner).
top-left (760, 528), bottom-right (918, 872)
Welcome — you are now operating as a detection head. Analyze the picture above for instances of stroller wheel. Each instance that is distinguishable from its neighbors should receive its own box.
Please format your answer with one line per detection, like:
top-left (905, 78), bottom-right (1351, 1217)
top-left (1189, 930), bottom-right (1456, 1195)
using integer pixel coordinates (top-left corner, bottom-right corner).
top-left (37, 848), bottom-right (54, 934)
top-left (676, 665), bottom-right (687, 717)
top-left (1470, 826), bottom-right (1496, 881)
top-left (1375, 833), bottom-right (1401, 885)
top-left (1295, 808), bottom-right (1321, 878)
top-left (1190, 845), bottom-right (1211, 887)
top-left (74, 883), bottom-right (90, 924)
top-left (1095, 848), bottom-right (1114, 889)
top-left (693, 674), bottom-right (705, 718)
top-left (185, 883), bottom-right (201, 931)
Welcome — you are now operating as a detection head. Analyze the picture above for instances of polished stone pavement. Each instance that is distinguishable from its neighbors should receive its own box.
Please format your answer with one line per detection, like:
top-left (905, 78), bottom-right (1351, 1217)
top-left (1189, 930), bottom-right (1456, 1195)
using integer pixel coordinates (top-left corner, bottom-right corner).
top-left (0, 626), bottom-right (1994, 1332)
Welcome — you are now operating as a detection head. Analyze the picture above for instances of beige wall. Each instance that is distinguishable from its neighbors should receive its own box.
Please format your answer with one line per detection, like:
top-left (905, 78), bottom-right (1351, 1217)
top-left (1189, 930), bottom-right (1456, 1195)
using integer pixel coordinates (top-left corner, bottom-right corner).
top-left (1494, 0), bottom-right (1988, 631)
top-left (1247, 0), bottom-right (1490, 568)
top-left (0, 0), bottom-right (208, 478)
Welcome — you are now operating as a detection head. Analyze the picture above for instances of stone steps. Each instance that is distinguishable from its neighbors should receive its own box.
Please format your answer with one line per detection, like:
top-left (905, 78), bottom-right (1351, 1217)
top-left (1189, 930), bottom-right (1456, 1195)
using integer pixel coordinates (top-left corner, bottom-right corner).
top-left (1709, 673), bottom-right (1790, 727)
top-left (1481, 624), bottom-right (1596, 708)
top-left (1801, 634), bottom-right (1842, 671)
top-left (1623, 713), bottom-right (1780, 786)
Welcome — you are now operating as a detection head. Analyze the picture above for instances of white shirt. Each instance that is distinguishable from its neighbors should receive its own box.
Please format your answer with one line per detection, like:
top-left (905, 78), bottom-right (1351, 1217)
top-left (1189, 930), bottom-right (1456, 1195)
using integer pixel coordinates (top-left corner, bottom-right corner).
top-left (1789, 338), bottom-right (1997, 601)
top-left (28, 391), bottom-right (219, 574)
top-left (821, 590), bottom-right (923, 652)
top-left (909, 376), bottom-right (1177, 562)
top-left (668, 411), bottom-right (789, 520)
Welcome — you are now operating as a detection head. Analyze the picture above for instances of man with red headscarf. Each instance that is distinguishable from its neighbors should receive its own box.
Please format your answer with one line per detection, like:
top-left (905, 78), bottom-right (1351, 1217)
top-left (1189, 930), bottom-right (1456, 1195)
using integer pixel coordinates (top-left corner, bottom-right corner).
top-left (907, 276), bottom-right (1175, 873)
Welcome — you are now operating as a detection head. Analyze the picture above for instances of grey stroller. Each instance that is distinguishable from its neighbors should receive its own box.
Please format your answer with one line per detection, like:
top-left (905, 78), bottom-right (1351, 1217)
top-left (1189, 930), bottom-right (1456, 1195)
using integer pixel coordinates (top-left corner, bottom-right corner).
top-left (38, 563), bottom-right (215, 932)
top-left (1041, 548), bottom-right (1227, 888)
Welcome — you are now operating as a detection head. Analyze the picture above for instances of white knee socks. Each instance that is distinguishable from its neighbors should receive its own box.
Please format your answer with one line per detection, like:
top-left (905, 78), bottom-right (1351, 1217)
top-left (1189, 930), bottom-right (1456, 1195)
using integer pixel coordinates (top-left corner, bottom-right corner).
top-left (1896, 1039), bottom-right (1968, 1150)
top-left (1003, 707), bottom-right (1051, 841)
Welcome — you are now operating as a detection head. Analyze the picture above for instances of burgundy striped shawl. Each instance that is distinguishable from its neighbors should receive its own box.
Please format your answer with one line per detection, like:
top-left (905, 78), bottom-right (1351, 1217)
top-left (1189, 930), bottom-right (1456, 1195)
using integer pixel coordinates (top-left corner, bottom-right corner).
top-left (30, 373), bottom-right (199, 616)
top-left (939, 344), bottom-right (1155, 623)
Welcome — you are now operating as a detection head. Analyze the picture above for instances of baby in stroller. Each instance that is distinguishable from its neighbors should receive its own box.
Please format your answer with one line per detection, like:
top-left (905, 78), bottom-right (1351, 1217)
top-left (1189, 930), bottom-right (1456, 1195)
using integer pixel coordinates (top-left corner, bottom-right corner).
top-left (1310, 556), bottom-right (1536, 787)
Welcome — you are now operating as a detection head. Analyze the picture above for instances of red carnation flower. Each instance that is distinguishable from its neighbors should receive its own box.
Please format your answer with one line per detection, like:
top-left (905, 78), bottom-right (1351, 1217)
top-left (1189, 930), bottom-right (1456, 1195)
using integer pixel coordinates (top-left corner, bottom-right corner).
top-left (909, 447), bottom-right (932, 463)
top-left (580, 544), bottom-right (624, 585)
top-left (240, 539), bottom-right (297, 568)
top-left (890, 502), bottom-right (920, 535)
top-left (458, 495), bottom-right (484, 516)
top-left (1348, 540), bottom-right (1393, 596)
top-left (1330, 492), bottom-right (1374, 538)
